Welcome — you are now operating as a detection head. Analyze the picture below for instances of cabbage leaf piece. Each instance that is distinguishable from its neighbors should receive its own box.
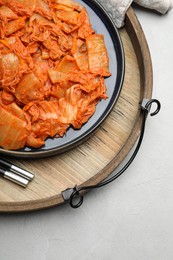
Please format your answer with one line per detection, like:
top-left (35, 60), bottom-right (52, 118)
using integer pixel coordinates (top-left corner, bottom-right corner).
top-left (15, 72), bottom-right (44, 104)
top-left (0, 94), bottom-right (28, 150)
top-left (52, 0), bottom-right (84, 12)
top-left (86, 34), bottom-right (111, 76)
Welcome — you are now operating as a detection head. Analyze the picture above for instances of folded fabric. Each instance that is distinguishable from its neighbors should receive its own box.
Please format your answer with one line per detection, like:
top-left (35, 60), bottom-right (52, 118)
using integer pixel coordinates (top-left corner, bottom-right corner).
top-left (97, 0), bottom-right (173, 28)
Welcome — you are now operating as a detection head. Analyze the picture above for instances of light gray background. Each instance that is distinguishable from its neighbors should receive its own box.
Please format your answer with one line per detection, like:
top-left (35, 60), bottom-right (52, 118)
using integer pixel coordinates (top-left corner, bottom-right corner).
top-left (0, 5), bottom-right (173, 260)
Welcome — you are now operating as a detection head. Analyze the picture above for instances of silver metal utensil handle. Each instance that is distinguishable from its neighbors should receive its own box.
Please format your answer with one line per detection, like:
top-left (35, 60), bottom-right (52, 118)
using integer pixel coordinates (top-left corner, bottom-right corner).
top-left (4, 170), bottom-right (29, 187)
top-left (11, 165), bottom-right (34, 181)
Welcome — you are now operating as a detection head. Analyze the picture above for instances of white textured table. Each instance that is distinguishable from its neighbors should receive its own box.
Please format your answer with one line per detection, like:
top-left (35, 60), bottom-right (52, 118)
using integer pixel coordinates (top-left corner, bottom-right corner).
top-left (0, 5), bottom-right (173, 260)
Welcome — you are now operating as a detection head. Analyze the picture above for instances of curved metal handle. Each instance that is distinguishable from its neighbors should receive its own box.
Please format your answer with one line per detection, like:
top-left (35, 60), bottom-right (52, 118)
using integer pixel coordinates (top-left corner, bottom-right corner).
top-left (146, 99), bottom-right (161, 116)
top-left (69, 187), bottom-right (84, 208)
top-left (62, 98), bottom-right (161, 208)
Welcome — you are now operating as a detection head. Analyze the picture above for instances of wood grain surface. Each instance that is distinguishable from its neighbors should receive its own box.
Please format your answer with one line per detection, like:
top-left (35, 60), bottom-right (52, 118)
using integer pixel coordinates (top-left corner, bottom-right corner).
top-left (0, 8), bottom-right (153, 212)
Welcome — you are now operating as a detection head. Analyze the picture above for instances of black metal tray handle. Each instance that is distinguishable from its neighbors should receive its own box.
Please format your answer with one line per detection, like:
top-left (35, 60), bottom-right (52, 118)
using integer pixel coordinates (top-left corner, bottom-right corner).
top-left (62, 98), bottom-right (161, 208)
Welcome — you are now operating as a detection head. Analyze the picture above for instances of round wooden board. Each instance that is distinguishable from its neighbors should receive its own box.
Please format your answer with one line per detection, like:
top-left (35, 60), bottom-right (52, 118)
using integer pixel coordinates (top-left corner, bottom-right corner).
top-left (0, 8), bottom-right (153, 212)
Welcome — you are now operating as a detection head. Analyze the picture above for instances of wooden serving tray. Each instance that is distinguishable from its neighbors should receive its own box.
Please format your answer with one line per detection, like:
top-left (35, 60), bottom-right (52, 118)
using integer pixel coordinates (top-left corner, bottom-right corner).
top-left (0, 8), bottom-right (152, 212)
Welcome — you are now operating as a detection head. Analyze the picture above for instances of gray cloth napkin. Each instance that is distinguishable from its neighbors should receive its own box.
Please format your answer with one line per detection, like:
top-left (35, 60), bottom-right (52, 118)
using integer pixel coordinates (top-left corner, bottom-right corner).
top-left (97, 0), bottom-right (173, 28)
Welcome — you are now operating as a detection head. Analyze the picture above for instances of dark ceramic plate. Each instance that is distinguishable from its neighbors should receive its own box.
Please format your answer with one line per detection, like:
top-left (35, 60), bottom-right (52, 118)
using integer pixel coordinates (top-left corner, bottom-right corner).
top-left (0, 0), bottom-right (125, 158)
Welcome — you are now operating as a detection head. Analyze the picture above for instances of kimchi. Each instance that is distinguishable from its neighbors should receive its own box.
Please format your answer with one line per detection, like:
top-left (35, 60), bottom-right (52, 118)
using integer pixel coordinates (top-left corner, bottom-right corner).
top-left (0, 0), bottom-right (111, 150)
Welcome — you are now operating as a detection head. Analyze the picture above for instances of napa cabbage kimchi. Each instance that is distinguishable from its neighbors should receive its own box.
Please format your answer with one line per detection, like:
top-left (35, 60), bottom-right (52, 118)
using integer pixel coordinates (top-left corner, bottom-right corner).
top-left (0, 0), bottom-right (111, 150)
